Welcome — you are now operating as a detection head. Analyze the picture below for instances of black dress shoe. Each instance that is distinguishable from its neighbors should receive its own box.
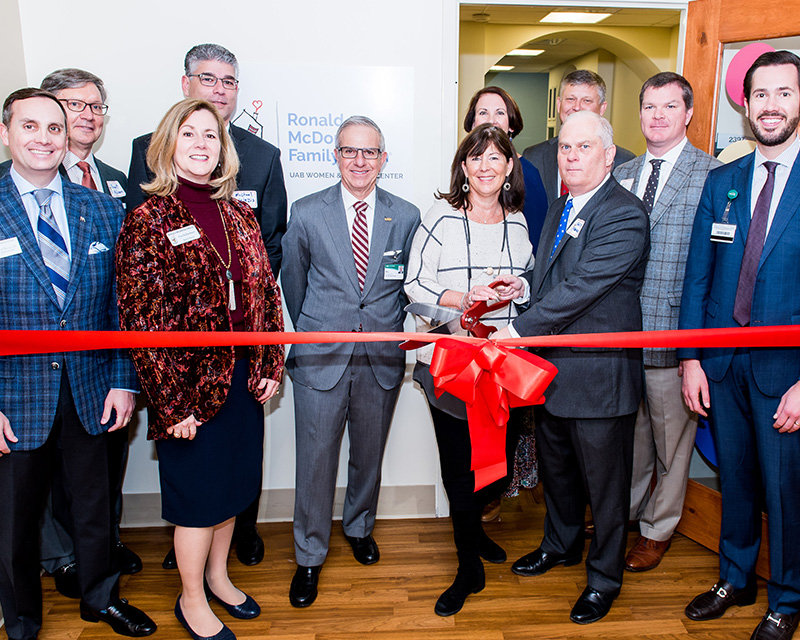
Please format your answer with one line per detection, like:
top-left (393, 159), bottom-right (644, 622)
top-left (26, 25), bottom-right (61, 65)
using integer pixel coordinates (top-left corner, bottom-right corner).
top-left (79, 598), bottom-right (156, 637)
top-left (478, 533), bottom-right (506, 564)
top-left (570, 586), bottom-right (620, 624)
top-left (434, 561), bottom-right (485, 617)
top-left (289, 565), bottom-right (321, 608)
top-left (162, 546), bottom-right (177, 570)
top-left (344, 534), bottom-right (380, 565)
top-left (174, 595), bottom-right (234, 640)
top-left (685, 580), bottom-right (757, 621)
top-left (511, 547), bottom-right (582, 576)
top-left (116, 542), bottom-right (143, 575)
top-left (234, 525), bottom-right (264, 566)
top-left (53, 561), bottom-right (80, 599)
top-left (204, 580), bottom-right (260, 619)
top-left (751, 610), bottom-right (800, 640)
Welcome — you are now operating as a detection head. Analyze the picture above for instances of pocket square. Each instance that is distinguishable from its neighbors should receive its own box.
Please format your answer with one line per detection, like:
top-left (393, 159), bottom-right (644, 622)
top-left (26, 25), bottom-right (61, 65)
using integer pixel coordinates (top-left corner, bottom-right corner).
top-left (88, 241), bottom-right (110, 255)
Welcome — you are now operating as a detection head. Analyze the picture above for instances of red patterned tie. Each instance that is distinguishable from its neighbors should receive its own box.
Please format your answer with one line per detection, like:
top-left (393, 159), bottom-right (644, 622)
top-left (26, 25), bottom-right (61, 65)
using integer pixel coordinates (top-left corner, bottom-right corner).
top-left (352, 201), bottom-right (369, 291)
top-left (76, 161), bottom-right (97, 190)
top-left (560, 180), bottom-right (569, 197)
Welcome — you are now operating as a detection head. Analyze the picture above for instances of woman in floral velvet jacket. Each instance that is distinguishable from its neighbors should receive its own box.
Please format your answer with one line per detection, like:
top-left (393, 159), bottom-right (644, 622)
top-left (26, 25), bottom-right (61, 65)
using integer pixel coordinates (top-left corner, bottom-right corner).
top-left (116, 99), bottom-right (283, 640)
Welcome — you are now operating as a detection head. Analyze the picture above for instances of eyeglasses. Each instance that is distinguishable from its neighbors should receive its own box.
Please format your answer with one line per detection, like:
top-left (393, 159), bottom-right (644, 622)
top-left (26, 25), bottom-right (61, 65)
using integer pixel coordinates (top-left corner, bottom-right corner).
top-left (337, 147), bottom-right (382, 160)
top-left (59, 99), bottom-right (108, 116)
top-left (187, 73), bottom-right (239, 90)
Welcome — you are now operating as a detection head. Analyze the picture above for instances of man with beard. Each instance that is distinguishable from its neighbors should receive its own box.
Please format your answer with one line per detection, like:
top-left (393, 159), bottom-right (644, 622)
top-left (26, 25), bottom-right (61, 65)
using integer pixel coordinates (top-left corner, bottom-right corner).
top-left (679, 50), bottom-right (800, 640)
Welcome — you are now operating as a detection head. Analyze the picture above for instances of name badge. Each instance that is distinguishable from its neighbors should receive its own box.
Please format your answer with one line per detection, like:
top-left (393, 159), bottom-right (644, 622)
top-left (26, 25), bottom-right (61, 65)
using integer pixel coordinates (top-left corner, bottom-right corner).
top-left (106, 180), bottom-right (126, 198)
top-left (566, 218), bottom-right (585, 238)
top-left (384, 264), bottom-right (404, 280)
top-left (232, 190), bottom-right (258, 208)
top-left (711, 222), bottom-right (736, 243)
top-left (0, 237), bottom-right (22, 259)
top-left (167, 225), bottom-right (201, 246)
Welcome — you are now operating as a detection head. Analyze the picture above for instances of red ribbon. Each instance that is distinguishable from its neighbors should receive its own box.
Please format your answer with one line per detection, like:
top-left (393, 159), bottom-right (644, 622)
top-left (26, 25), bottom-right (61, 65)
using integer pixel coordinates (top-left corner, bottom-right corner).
top-left (429, 338), bottom-right (557, 490)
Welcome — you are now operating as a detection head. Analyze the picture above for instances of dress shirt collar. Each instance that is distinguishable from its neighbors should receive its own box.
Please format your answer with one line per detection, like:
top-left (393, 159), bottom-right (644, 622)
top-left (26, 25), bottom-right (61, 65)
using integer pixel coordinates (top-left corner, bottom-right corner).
top-left (644, 135), bottom-right (687, 168)
top-left (754, 133), bottom-right (800, 171)
top-left (341, 185), bottom-right (377, 214)
top-left (569, 173), bottom-right (610, 218)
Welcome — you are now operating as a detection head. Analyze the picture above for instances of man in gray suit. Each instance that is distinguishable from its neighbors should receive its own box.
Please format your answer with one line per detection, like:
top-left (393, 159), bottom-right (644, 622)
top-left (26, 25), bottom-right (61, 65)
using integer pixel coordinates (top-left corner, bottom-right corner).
top-left (493, 110), bottom-right (649, 624)
top-left (281, 115), bottom-right (420, 608)
top-left (522, 70), bottom-right (636, 205)
top-left (614, 72), bottom-right (721, 573)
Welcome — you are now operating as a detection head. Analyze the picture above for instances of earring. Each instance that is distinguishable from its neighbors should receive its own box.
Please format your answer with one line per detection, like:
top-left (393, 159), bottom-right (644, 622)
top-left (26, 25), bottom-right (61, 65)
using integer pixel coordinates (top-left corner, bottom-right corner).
top-left (462, 179), bottom-right (470, 193)
top-left (503, 180), bottom-right (511, 191)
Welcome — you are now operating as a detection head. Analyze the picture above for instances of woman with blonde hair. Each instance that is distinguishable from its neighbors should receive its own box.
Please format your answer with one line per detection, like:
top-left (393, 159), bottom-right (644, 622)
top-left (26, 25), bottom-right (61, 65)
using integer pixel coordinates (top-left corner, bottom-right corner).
top-left (116, 98), bottom-right (284, 640)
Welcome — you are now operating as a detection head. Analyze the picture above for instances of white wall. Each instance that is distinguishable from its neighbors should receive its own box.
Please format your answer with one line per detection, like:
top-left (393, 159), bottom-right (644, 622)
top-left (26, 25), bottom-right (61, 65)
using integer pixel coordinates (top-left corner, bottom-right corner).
top-left (11, 0), bottom-right (462, 522)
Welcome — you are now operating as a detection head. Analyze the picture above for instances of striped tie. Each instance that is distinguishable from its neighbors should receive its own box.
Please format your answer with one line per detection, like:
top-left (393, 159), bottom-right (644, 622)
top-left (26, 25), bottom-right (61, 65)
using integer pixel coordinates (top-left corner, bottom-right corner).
top-left (352, 201), bottom-right (369, 291)
top-left (34, 189), bottom-right (70, 308)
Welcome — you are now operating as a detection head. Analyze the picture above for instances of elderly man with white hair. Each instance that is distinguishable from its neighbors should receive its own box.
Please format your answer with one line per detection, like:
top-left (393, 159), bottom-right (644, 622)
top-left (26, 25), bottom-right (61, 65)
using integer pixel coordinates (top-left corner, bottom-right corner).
top-left (493, 110), bottom-right (650, 624)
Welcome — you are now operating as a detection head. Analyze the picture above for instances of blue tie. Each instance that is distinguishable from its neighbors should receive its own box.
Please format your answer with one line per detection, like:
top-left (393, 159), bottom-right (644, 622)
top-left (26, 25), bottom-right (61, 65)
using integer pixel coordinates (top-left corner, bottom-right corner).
top-left (550, 198), bottom-right (573, 259)
top-left (34, 188), bottom-right (70, 308)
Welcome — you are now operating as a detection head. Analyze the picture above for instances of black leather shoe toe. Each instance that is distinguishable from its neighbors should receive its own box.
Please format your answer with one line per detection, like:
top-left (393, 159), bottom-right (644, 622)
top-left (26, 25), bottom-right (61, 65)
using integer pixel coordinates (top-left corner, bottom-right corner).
top-left (751, 610), bottom-right (800, 640)
top-left (511, 547), bottom-right (581, 576)
top-left (289, 565), bottom-right (321, 608)
top-left (204, 580), bottom-right (260, 619)
top-left (53, 562), bottom-right (80, 599)
top-left (162, 546), bottom-right (177, 570)
top-left (79, 598), bottom-right (156, 637)
top-left (685, 580), bottom-right (757, 621)
top-left (434, 562), bottom-right (485, 617)
top-left (570, 586), bottom-right (619, 624)
top-left (174, 596), bottom-right (234, 640)
top-left (345, 534), bottom-right (380, 565)
top-left (116, 542), bottom-right (143, 575)
top-left (235, 526), bottom-right (265, 566)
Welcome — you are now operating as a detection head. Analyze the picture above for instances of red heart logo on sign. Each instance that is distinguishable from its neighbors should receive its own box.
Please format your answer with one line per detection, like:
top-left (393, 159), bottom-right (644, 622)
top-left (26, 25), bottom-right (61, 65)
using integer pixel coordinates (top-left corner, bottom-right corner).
top-left (252, 100), bottom-right (263, 113)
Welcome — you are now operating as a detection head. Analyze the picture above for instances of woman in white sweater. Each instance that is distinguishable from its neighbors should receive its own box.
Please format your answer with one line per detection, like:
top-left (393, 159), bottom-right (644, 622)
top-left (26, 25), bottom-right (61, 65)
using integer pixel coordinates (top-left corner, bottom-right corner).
top-left (405, 124), bottom-right (532, 617)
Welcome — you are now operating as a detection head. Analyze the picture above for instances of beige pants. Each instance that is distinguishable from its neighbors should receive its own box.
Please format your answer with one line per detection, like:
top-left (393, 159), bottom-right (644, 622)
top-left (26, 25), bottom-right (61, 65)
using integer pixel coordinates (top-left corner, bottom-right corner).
top-left (629, 366), bottom-right (698, 541)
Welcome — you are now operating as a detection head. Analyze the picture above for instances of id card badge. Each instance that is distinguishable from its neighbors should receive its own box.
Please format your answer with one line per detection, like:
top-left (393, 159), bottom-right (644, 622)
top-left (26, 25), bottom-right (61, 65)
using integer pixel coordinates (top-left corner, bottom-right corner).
top-left (384, 264), bottom-right (404, 280)
top-left (0, 237), bottom-right (22, 259)
top-left (232, 190), bottom-right (258, 208)
top-left (167, 225), bottom-right (201, 246)
top-left (106, 180), bottom-right (126, 198)
top-left (566, 218), bottom-right (585, 238)
top-left (711, 223), bottom-right (736, 243)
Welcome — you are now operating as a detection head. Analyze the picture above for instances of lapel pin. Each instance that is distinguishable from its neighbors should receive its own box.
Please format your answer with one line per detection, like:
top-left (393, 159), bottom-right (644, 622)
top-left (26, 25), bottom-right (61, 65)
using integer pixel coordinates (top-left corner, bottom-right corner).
top-left (384, 217), bottom-right (392, 221)
top-left (79, 216), bottom-right (86, 223)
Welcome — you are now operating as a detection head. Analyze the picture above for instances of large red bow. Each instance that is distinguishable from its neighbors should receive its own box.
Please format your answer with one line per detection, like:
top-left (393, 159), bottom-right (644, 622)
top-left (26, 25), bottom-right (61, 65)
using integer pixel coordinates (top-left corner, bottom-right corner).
top-left (429, 338), bottom-right (558, 491)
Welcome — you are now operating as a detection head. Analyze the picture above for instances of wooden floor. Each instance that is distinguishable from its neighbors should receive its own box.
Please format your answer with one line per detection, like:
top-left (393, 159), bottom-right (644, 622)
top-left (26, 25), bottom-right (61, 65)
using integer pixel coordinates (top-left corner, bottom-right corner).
top-left (27, 487), bottom-right (768, 640)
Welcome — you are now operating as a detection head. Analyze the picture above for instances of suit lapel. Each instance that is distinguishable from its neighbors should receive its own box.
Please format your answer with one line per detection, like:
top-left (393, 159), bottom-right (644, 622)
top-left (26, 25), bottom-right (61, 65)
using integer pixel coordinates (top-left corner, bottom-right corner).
top-left (650, 145), bottom-right (695, 227)
top-left (0, 175), bottom-right (62, 308)
top-left (761, 153), bottom-right (800, 267)
top-left (362, 189), bottom-right (392, 296)
top-left (62, 184), bottom-right (91, 311)
top-left (532, 195), bottom-right (568, 289)
top-left (322, 184), bottom-right (361, 294)
top-left (230, 125), bottom-right (249, 165)
top-left (732, 154), bottom-right (755, 243)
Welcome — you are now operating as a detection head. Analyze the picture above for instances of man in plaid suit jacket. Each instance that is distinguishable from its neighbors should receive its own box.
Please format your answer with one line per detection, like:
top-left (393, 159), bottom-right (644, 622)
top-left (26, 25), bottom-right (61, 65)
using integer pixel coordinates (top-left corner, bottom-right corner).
top-left (613, 73), bottom-right (720, 572)
top-left (0, 89), bottom-right (154, 639)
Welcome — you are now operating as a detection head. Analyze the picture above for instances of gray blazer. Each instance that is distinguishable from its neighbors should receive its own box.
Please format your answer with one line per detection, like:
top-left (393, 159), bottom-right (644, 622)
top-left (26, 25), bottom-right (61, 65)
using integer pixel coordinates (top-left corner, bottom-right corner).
top-left (522, 137), bottom-right (636, 205)
top-left (513, 176), bottom-right (650, 419)
top-left (614, 142), bottom-right (721, 367)
top-left (281, 183), bottom-right (420, 391)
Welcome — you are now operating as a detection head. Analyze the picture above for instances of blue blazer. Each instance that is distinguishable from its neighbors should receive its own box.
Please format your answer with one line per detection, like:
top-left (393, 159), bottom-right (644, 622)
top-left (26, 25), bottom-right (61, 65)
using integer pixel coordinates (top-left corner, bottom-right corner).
top-left (678, 152), bottom-right (800, 397)
top-left (0, 172), bottom-right (138, 450)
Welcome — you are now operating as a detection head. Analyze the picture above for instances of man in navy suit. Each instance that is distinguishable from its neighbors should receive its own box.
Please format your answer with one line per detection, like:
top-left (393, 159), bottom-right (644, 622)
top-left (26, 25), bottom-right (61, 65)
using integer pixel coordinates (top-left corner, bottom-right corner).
top-left (126, 43), bottom-right (288, 567)
top-left (680, 50), bottom-right (800, 640)
top-left (0, 88), bottom-right (155, 639)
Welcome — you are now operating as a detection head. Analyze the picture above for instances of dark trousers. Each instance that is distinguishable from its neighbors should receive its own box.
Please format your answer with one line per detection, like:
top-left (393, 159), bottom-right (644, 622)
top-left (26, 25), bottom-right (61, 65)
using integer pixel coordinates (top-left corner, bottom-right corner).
top-left (536, 406), bottom-right (636, 593)
top-left (710, 349), bottom-right (800, 614)
top-left (0, 374), bottom-right (118, 640)
top-left (428, 405), bottom-right (518, 511)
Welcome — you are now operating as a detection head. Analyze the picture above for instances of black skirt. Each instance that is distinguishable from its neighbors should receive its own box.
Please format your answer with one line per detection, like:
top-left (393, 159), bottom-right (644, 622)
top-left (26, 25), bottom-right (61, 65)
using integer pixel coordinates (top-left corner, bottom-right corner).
top-left (155, 359), bottom-right (263, 527)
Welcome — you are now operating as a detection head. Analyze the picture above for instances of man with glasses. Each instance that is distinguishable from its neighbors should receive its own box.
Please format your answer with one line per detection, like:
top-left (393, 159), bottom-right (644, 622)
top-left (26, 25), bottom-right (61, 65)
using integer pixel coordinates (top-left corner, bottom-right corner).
top-left (0, 68), bottom-right (139, 597)
top-left (281, 115), bottom-right (419, 608)
top-left (126, 43), bottom-right (287, 569)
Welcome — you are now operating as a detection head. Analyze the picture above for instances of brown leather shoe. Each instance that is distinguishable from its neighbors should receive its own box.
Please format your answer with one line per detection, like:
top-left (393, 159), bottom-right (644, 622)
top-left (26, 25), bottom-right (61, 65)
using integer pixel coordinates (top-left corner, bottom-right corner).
top-left (482, 499), bottom-right (501, 523)
top-left (625, 535), bottom-right (672, 572)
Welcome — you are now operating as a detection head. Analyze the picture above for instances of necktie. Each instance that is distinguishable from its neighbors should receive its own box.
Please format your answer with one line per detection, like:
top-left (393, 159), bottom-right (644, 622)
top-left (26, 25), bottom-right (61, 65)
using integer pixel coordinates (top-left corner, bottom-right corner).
top-left (76, 161), bottom-right (97, 190)
top-left (733, 161), bottom-right (778, 326)
top-left (641, 159), bottom-right (664, 214)
top-left (550, 198), bottom-right (573, 259)
top-left (34, 189), bottom-right (71, 308)
top-left (352, 201), bottom-right (369, 291)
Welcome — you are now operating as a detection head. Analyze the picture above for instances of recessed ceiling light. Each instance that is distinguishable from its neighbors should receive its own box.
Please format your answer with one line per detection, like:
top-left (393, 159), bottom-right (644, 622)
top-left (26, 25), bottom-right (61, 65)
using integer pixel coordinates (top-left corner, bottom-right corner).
top-left (507, 49), bottom-right (545, 57)
top-left (540, 11), bottom-right (611, 24)
top-left (490, 65), bottom-right (515, 72)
